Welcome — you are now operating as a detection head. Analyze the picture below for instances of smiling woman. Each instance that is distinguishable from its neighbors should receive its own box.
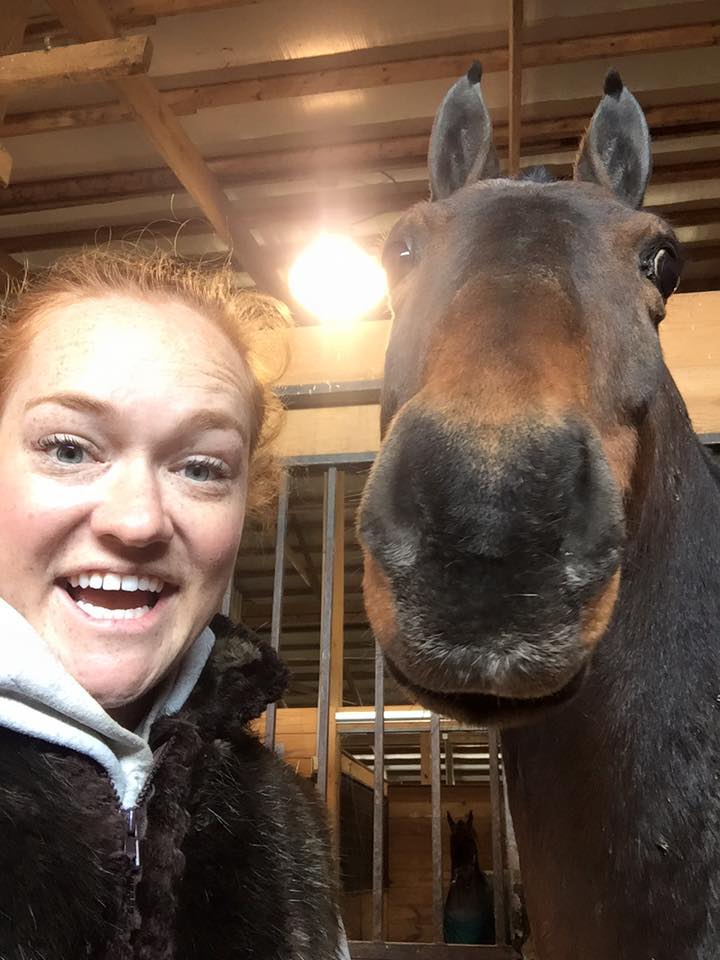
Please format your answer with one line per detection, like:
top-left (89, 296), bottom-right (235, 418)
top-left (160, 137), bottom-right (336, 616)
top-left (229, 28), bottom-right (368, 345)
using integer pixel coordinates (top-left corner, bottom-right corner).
top-left (0, 250), bottom-right (348, 960)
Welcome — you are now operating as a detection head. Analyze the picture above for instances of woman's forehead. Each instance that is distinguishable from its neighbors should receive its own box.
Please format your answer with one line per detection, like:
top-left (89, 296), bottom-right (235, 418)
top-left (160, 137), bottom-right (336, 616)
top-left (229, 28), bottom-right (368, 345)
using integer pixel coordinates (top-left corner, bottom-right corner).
top-left (25, 293), bottom-right (252, 395)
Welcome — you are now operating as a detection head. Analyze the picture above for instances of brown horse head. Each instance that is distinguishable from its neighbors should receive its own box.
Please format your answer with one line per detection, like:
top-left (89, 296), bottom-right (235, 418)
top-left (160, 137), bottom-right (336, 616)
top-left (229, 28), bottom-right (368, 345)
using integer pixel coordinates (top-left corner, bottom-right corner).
top-left (358, 66), bottom-right (683, 725)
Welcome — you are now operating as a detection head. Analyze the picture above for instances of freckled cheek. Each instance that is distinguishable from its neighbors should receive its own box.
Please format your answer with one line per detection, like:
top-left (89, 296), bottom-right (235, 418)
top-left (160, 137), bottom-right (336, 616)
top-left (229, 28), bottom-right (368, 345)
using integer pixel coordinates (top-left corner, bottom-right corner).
top-left (191, 501), bottom-right (247, 578)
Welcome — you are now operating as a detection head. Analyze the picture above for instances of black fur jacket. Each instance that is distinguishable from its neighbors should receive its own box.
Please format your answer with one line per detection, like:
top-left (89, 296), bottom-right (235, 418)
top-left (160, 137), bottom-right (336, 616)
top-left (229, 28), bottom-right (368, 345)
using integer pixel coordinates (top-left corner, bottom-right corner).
top-left (0, 617), bottom-right (341, 960)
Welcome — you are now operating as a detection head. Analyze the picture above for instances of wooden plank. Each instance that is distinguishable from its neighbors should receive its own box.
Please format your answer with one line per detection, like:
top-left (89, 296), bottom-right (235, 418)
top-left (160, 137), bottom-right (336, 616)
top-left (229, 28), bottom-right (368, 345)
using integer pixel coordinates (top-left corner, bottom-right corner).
top-left (0, 147), bottom-right (11, 189)
top-left (26, 0), bottom-right (265, 36)
top-left (9, 19), bottom-right (720, 135)
top-left (276, 406), bottom-right (381, 459)
top-left (275, 320), bottom-right (389, 387)
top-left (488, 729), bottom-right (508, 945)
top-left (662, 292), bottom-right (720, 436)
top-left (419, 733), bottom-right (432, 787)
top-left (445, 739), bottom-right (455, 787)
top-left (46, 0), bottom-right (285, 300)
top-left (341, 754), bottom-right (383, 793)
top-left (507, 0), bottom-right (523, 176)
top-left (349, 943), bottom-right (518, 959)
top-left (0, 36), bottom-right (152, 96)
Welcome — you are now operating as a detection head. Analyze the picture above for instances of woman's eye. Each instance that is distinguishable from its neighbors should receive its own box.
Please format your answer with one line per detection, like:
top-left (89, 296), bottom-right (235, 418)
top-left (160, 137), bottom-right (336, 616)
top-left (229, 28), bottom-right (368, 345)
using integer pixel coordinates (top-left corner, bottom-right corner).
top-left (645, 244), bottom-right (682, 300)
top-left (37, 435), bottom-right (88, 465)
top-left (183, 458), bottom-right (229, 483)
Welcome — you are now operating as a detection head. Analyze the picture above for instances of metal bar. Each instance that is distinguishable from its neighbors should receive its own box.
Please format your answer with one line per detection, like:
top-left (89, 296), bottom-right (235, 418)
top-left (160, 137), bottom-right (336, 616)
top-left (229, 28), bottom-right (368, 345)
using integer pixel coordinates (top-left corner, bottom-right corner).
top-left (283, 451), bottom-right (376, 468)
top-left (326, 470), bottom-right (346, 823)
top-left (488, 728), bottom-right (509, 944)
top-left (430, 712), bottom-right (443, 943)
top-left (372, 642), bottom-right (386, 941)
top-left (507, 0), bottom-right (524, 175)
top-left (264, 470), bottom-right (290, 752)
top-left (316, 467), bottom-right (337, 800)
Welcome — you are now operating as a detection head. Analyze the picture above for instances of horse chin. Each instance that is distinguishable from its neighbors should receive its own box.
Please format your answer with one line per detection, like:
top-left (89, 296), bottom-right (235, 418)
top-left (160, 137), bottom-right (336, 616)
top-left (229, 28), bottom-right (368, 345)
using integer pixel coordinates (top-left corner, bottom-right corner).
top-left (383, 652), bottom-right (589, 728)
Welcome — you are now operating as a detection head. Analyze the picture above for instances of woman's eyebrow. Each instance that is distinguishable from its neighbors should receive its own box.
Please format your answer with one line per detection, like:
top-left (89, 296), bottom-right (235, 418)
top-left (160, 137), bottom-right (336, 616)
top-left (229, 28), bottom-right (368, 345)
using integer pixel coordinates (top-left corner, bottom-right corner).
top-left (24, 392), bottom-right (248, 439)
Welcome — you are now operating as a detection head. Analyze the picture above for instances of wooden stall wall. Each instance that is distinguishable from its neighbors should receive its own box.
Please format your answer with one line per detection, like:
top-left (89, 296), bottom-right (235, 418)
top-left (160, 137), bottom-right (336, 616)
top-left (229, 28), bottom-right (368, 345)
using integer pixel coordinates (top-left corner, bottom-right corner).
top-left (386, 785), bottom-right (493, 944)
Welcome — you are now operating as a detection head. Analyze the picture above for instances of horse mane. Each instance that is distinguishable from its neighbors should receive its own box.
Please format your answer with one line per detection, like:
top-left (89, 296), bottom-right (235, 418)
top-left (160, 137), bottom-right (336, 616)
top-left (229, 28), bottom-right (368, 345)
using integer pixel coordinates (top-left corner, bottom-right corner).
top-left (518, 166), bottom-right (555, 183)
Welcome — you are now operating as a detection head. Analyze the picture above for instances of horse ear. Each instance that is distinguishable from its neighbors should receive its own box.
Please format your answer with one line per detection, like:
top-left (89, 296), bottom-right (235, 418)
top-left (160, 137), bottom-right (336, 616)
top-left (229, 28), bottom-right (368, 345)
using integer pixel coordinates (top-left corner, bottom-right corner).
top-left (573, 69), bottom-right (651, 209)
top-left (467, 810), bottom-right (474, 825)
top-left (447, 812), bottom-right (455, 829)
top-left (428, 62), bottom-right (500, 201)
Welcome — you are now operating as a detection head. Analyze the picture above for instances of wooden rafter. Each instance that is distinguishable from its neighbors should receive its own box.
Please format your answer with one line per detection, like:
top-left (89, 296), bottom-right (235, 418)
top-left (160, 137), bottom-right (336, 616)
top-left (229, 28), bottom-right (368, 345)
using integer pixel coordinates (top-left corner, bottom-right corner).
top-left (2, 118), bottom-right (719, 218)
top-left (0, 0), bottom-right (31, 188)
top-left (3, 190), bottom-right (720, 259)
top-left (25, 0), bottom-right (262, 42)
top-left (507, 0), bottom-right (523, 176)
top-left (6, 17), bottom-right (720, 138)
top-left (0, 252), bottom-right (25, 282)
top-left (0, 36), bottom-right (153, 97)
top-left (46, 0), bottom-right (286, 300)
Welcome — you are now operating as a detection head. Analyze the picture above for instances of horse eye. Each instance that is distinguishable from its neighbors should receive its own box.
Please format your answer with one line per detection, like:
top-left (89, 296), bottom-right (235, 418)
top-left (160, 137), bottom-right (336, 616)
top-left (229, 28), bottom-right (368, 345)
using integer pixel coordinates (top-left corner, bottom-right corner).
top-left (382, 238), bottom-right (414, 285)
top-left (650, 246), bottom-right (681, 300)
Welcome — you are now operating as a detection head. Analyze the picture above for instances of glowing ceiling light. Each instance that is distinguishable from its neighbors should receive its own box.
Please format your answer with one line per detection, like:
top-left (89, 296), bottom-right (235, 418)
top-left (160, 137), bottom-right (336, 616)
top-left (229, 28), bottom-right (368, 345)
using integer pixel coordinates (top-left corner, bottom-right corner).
top-left (288, 232), bottom-right (387, 324)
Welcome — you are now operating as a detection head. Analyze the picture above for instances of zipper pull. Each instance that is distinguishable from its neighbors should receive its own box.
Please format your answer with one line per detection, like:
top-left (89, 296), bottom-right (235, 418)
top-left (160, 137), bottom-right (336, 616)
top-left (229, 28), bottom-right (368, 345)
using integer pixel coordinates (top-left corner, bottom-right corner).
top-left (125, 807), bottom-right (142, 873)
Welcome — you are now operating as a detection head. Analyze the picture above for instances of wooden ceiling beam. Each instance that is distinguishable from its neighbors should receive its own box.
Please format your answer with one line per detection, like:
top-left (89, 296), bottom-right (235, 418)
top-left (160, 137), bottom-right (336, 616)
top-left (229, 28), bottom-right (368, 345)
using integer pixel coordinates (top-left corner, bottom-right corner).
top-left (3, 113), bottom-right (720, 219)
top-left (46, 0), bottom-right (286, 300)
top-left (6, 19), bottom-right (720, 137)
top-left (0, 36), bottom-right (153, 97)
top-left (0, 0), bottom-right (32, 188)
top-left (0, 252), bottom-right (25, 281)
top-left (507, 0), bottom-right (524, 176)
top-left (25, 0), bottom-right (263, 41)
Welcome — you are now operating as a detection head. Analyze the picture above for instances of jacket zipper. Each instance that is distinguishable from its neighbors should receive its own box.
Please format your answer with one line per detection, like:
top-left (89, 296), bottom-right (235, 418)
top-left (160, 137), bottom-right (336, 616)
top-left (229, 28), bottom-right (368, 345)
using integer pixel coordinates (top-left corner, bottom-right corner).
top-left (123, 737), bottom-right (175, 928)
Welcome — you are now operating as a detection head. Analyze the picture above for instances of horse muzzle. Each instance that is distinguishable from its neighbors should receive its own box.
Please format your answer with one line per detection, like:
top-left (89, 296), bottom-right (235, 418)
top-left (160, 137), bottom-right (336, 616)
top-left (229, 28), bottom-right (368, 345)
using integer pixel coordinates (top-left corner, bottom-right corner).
top-left (358, 408), bottom-right (624, 706)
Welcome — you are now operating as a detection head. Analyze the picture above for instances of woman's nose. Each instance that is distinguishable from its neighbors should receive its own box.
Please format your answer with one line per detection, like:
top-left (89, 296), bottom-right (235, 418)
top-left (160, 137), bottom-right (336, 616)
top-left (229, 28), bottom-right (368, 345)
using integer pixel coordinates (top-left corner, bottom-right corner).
top-left (90, 458), bottom-right (173, 547)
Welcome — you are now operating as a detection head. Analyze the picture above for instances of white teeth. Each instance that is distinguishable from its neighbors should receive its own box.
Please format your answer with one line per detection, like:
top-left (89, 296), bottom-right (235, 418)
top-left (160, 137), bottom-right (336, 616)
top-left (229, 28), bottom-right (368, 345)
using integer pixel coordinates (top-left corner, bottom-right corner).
top-left (76, 600), bottom-right (151, 620)
top-left (65, 572), bottom-right (165, 592)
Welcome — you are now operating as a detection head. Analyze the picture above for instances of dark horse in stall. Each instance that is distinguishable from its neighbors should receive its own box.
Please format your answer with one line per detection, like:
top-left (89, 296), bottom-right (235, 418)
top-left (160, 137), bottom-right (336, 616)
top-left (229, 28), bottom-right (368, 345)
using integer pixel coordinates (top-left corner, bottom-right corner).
top-left (358, 63), bottom-right (720, 960)
top-left (444, 811), bottom-right (494, 945)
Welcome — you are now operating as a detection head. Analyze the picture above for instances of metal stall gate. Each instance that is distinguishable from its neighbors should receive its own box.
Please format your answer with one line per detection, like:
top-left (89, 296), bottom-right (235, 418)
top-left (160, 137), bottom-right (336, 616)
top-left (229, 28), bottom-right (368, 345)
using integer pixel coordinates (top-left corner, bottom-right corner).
top-left (252, 455), bottom-right (523, 960)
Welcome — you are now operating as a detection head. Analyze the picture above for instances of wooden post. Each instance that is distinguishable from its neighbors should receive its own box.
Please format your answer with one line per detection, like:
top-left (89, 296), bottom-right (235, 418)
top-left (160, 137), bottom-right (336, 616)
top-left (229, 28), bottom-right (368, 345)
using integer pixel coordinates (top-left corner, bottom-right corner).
top-left (508, 0), bottom-right (524, 176)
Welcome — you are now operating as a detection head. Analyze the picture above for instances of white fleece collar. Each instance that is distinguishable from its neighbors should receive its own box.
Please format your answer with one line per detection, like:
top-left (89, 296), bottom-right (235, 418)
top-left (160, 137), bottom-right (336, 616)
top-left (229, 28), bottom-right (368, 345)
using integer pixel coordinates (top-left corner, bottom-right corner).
top-left (0, 597), bottom-right (215, 809)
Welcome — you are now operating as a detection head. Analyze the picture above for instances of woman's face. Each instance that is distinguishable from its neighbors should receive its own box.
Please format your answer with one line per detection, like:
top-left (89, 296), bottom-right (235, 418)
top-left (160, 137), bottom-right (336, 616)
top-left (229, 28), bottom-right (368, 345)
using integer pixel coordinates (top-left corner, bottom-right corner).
top-left (0, 293), bottom-right (253, 715)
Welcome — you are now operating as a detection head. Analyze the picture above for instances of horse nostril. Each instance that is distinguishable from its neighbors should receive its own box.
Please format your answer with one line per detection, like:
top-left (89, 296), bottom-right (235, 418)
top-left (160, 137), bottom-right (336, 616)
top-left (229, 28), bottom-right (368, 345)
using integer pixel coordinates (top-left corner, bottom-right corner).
top-left (361, 411), bottom-right (622, 585)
